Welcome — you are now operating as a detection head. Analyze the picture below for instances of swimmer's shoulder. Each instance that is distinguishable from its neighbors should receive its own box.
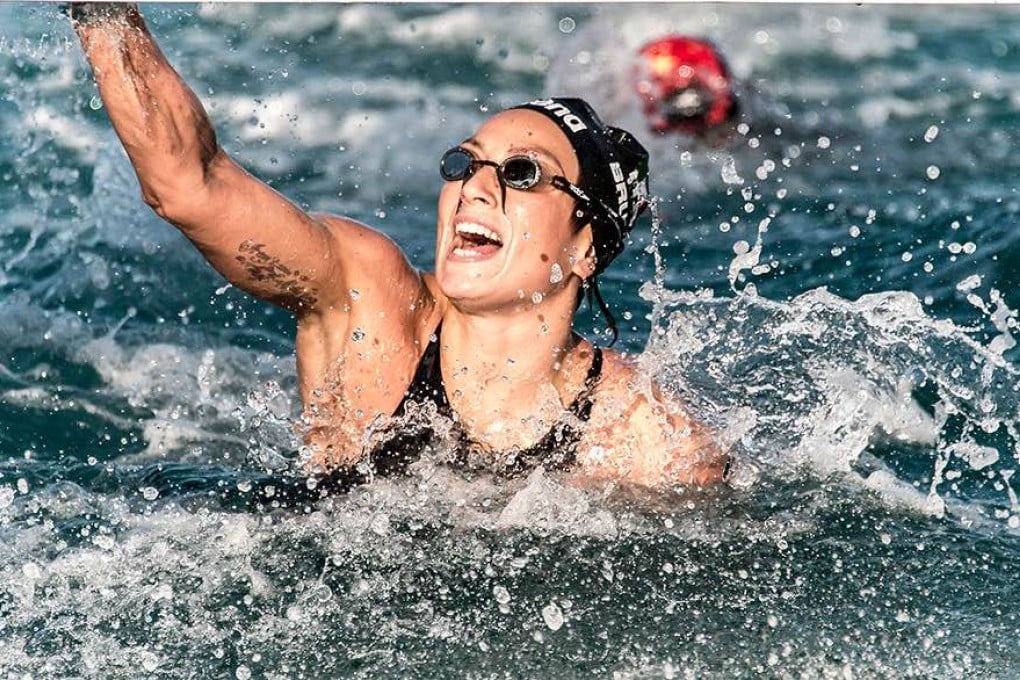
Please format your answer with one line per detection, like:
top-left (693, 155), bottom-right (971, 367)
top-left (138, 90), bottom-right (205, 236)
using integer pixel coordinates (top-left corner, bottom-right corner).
top-left (581, 347), bottom-right (728, 486)
top-left (308, 212), bottom-right (425, 293)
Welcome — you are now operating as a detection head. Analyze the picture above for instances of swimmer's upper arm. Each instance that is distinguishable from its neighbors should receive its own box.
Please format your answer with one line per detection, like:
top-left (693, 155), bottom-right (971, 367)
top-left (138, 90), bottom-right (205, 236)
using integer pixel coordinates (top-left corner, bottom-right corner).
top-left (579, 359), bottom-right (729, 487)
top-left (151, 144), bottom-right (419, 317)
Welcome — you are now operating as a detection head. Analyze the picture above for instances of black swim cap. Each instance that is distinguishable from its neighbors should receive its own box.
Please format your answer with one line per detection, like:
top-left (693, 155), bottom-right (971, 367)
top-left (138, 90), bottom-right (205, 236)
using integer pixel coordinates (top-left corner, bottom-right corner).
top-left (510, 98), bottom-right (650, 274)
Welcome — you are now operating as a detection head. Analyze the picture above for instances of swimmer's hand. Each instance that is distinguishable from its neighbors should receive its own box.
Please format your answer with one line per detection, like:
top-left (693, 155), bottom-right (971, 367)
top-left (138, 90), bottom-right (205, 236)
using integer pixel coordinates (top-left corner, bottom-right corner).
top-left (60, 2), bottom-right (140, 26)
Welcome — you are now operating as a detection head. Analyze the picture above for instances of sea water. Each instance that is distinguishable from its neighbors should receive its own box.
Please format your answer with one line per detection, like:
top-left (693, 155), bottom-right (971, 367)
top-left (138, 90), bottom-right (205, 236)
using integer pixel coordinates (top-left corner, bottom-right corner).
top-left (1, 3), bottom-right (1019, 677)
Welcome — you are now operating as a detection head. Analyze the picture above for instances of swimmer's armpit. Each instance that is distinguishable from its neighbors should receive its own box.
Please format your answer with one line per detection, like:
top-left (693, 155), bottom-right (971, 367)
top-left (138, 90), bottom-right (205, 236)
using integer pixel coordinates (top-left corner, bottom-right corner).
top-left (235, 240), bottom-right (319, 311)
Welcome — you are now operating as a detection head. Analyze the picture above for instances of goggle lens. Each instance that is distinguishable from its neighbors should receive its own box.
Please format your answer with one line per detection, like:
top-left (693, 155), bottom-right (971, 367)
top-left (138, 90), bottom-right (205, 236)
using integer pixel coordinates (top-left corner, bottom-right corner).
top-left (439, 148), bottom-right (474, 182)
top-left (500, 157), bottom-right (541, 189)
top-left (439, 148), bottom-right (542, 190)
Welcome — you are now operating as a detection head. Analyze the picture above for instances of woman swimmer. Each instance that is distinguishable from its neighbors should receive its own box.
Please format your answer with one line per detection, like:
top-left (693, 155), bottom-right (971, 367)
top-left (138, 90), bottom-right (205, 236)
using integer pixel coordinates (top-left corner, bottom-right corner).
top-left (70, 4), bottom-right (729, 487)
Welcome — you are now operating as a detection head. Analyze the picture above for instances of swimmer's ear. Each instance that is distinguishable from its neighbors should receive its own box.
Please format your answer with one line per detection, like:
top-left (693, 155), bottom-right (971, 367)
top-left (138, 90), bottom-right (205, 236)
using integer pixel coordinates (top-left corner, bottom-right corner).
top-left (569, 224), bottom-right (597, 280)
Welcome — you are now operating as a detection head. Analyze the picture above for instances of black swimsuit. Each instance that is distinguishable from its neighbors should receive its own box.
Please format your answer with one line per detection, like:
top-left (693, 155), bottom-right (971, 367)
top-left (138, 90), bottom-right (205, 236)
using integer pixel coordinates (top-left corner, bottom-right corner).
top-left (369, 323), bottom-right (603, 478)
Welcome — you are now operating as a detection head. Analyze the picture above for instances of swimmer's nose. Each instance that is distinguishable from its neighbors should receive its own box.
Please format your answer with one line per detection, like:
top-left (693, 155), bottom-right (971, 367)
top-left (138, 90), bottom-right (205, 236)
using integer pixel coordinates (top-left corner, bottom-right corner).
top-left (459, 161), bottom-right (502, 208)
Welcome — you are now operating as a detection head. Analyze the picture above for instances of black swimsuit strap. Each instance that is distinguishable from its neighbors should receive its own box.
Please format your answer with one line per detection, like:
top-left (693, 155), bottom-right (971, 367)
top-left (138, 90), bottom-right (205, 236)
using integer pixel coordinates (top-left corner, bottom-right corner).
top-left (393, 324), bottom-right (451, 418)
top-left (567, 339), bottom-right (603, 420)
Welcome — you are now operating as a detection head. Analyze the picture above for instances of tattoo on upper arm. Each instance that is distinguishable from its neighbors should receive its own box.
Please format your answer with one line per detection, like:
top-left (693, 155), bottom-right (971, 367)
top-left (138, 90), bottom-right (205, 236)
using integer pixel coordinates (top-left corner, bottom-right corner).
top-left (236, 240), bottom-right (318, 309)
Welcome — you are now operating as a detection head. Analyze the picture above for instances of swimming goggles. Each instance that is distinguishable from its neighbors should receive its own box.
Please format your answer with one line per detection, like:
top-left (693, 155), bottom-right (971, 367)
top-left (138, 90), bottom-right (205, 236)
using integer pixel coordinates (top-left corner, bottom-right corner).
top-left (439, 147), bottom-right (592, 209)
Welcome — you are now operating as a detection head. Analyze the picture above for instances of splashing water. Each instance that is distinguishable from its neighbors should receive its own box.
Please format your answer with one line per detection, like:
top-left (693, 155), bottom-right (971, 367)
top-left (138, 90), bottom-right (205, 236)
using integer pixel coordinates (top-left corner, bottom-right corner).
top-left (2, 3), bottom-right (1020, 676)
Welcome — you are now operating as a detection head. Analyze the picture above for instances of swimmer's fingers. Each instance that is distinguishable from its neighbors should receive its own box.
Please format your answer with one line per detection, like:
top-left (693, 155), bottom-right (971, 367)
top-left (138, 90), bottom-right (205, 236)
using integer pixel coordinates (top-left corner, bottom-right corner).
top-left (62, 2), bottom-right (140, 26)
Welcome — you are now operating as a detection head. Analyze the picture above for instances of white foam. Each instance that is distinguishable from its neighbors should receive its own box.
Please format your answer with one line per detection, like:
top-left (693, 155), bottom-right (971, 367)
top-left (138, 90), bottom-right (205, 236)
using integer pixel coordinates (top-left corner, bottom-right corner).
top-left (494, 467), bottom-right (619, 538)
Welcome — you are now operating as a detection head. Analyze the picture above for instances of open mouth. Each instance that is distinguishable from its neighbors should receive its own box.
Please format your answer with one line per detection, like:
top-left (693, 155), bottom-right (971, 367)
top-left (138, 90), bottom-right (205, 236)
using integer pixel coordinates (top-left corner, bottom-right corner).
top-left (451, 221), bottom-right (504, 259)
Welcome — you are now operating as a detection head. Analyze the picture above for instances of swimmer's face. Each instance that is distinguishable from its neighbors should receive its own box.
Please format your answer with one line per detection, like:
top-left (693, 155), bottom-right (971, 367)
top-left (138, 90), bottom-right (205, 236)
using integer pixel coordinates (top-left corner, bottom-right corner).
top-left (435, 109), bottom-right (593, 314)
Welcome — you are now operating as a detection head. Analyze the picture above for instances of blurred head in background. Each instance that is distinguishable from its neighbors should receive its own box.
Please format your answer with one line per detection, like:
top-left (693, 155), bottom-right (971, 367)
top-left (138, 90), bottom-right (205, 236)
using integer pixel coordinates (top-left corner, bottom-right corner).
top-left (634, 35), bottom-right (738, 137)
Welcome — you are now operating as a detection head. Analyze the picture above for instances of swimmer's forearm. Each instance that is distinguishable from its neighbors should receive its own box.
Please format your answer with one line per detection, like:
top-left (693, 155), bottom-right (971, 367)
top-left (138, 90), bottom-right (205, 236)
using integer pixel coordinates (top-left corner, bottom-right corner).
top-left (72, 4), bottom-right (219, 219)
top-left (70, 4), bottom-right (324, 310)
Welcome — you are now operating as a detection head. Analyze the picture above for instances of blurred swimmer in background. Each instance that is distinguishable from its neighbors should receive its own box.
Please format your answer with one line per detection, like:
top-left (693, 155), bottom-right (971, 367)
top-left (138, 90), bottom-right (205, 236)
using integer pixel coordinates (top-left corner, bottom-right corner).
top-left (633, 35), bottom-right (739, 140)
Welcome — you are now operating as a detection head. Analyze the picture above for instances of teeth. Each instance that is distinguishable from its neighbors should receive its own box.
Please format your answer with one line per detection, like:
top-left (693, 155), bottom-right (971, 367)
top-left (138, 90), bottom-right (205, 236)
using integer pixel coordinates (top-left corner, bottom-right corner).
top-left (455, 222), bottom-right (503, 245)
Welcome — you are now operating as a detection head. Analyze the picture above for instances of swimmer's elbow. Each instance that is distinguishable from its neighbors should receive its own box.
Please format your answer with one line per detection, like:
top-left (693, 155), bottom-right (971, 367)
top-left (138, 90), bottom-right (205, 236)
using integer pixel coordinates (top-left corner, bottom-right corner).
top-left (666, 434), bottom-right (731, 486)
top-left (688, 450), bottom-right (732, 486)
top-left (138, 171), bottom-right (206, 226)
top-left (139, 146), bottom-right (229, 226)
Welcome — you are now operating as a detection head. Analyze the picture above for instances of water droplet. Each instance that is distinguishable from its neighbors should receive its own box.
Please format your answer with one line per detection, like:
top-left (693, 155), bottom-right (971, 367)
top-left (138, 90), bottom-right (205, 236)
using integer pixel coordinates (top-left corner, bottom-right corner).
top-left (349, 288), bottom-right (361, 300)
top-left (140, 651), bottom-right (160, 673)
top-left (141, 486), bottom-right (159, 501)
top-left (89, 95), bottom-right (103, 110)
top-left (817, 136), bottom-right (831, 149)
top-left (351, 81), bottom-right (366, 96)
top-left (235, 665), bottom-right (252, 680)
top-left (492, 585), bottom-right (511, 604)
top-left (236, 479), bottom-right (253, 493)
top-left (17, 478), bottom-right (28, 494)
top-left (370, 513), bottom-right (391, 536)
top-left (720, 157), bottom-right (744, 185)
top-left (351, 327), bottom-right (365, 342)
top-left (926, 165), bottom-right (940, 180)
top-left (531, 292), bottom-right (543, 304)
top-left (541, 601), bottom-right (564, 631)
top-left (924, 125), bottom-right (939, 142)
top-left (549, 263), bottom-right (563, 284)
top-left (558, 17), bottom-right (575, 33)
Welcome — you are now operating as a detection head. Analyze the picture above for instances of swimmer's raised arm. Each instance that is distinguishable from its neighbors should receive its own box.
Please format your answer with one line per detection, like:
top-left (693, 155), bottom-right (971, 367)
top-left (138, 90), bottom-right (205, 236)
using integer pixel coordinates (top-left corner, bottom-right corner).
top-left (70, 3), bottom-right (416, 316)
